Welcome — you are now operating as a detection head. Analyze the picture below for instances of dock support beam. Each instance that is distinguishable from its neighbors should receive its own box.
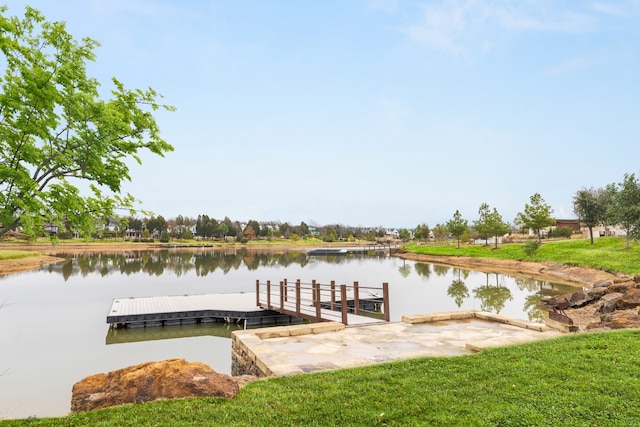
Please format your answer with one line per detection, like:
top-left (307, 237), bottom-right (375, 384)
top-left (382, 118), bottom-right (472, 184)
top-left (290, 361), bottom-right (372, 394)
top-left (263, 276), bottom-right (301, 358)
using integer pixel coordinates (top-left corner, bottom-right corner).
top-left (383, 282), bottom-right (390, 322)
top-left (341, 284), bottom-right (348, 325)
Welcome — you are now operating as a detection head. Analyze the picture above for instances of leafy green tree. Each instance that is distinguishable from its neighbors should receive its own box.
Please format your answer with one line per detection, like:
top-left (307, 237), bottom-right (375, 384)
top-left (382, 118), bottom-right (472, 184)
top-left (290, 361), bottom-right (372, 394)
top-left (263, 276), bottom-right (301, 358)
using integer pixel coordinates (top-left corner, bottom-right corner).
top-left (486, 207), bottom-right (510, 249)
top-left (146, 215), bottom-right (167, 235)
top-left (223, 217), bottom-right (237, 239)
top-left (182, 228), bottom-right (193, 240)
top-left (515, 193), bottom-right (555, 242)
top-left (606, 173), bottom-right (640, 248)
top-left (573, 187), bottom-right (606, 244)
top-left (279, 222), bottom-right (291, 239)
top-left (323, 227), bottom-right (337, 242)
top-left (0, 6), bottom-right (174, 239)
top-left (159, 230), bottom-right (170, 243)
top-left (446, 210), bottom-right (468, 248)
top-left (432, 223), bottom-right (448, 242)
top-left (398, 228), bottom-right (411, 242)
top-left (216, 222), bottom-right (228, 240)
top-left (196, 215), bottom-right (214, 238)
top-left (474, 203), bottom-right (492, 245)
top-left (413, 223), bottom-right (430, 241)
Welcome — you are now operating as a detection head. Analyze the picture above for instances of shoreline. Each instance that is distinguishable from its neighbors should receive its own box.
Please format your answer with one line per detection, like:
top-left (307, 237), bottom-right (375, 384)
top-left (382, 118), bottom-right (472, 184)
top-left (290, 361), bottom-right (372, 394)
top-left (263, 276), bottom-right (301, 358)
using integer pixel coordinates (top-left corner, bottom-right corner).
top-left (394, 252), bottom-right (624, 288)
top-left (1, 243), bottom-right (626, 287)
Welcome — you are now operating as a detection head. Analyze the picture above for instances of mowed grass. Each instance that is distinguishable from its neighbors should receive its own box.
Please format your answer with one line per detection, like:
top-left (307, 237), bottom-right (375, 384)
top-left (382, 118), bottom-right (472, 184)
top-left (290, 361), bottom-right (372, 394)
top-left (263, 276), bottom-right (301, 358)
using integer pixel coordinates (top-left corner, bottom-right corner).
top-left (2, 330), bottom-right (640, 426)
top-left (405, 237), bottom-right (640, 275)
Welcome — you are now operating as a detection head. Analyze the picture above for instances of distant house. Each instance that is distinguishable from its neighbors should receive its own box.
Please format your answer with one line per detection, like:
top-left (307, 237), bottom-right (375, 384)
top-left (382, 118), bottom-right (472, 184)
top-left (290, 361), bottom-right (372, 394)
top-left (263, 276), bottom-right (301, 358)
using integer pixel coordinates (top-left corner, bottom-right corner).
top-left (585, 225), bottom-right (627, 238)
top-left (555, 219), bottom-right (580, 232)
top-left (43, 224), bottom-right (59, 235)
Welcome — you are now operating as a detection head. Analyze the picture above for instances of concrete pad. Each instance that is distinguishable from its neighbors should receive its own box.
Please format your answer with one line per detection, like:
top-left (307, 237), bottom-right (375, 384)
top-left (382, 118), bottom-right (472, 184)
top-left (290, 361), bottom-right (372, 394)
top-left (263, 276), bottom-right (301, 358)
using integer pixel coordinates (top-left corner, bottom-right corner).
top-left (233, 313), bottom-right (565, 377)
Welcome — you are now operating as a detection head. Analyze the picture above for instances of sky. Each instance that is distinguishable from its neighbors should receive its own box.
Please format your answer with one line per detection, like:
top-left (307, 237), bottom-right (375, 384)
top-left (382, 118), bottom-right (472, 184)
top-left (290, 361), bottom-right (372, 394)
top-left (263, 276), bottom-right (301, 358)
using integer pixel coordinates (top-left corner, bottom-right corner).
top-left (3, 0), bottom-right (640, 229)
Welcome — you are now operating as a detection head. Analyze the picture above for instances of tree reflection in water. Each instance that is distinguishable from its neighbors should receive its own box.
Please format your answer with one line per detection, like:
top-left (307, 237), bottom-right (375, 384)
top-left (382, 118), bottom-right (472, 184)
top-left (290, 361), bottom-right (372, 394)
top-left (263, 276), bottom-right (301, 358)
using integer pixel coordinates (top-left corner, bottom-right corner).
top-left (448, 269), bottom-right (470, 308)
top-left (46, 249), bottom-right (389, 281)
top-left (473, 273), bottom-right (513, 313)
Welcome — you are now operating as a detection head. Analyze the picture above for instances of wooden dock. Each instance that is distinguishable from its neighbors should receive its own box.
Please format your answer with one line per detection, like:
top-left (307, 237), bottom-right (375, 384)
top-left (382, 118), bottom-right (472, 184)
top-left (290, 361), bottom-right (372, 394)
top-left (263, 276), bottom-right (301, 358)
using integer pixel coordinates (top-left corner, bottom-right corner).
top-left (256, 279), bottom-right (390, 326)
top-left (106, 279), bottom-right (391, 329)
top-left (106, 293), bottom-right (295, 329)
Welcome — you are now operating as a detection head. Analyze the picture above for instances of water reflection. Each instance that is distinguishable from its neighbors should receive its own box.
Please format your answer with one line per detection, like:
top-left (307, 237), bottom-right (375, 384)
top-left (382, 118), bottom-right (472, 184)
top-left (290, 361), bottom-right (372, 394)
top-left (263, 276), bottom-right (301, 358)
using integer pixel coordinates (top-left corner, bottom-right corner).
top-left (45, 249), bottom-right (391, 280)
top-left (106, 322), bottom-right (246, 344)
top-left (447, 269), bottom-right (470, 308)
top-left (473, 273), bottom-right (514, 314)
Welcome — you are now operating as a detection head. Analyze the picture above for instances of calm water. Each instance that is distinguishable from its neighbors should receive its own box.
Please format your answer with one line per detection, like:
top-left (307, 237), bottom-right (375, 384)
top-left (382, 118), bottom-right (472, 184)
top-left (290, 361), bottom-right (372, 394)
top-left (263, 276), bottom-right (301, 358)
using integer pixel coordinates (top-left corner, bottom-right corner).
top-left (0, 248), bottom-right (578, 420)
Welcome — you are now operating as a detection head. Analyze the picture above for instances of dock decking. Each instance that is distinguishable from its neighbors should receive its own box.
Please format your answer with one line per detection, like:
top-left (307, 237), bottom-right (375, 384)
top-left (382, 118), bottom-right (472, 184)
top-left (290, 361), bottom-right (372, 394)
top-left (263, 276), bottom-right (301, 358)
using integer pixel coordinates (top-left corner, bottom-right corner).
top-left (106, 293), bottom-right (295, 328)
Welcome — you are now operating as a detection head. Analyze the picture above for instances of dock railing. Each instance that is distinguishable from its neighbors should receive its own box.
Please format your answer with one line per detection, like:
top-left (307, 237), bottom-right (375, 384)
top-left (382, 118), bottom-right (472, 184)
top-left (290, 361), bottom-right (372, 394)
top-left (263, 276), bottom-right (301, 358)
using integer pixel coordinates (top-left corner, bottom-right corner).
top-left (256, 279), bottom-right (390, 325)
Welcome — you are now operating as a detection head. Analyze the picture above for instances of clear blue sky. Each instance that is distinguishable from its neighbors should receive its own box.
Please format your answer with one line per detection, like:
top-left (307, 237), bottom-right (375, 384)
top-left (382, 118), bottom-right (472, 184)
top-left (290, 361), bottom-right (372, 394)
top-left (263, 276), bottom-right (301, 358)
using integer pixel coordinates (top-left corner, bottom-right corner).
top-left (5, 1), bottom-right (640, 229)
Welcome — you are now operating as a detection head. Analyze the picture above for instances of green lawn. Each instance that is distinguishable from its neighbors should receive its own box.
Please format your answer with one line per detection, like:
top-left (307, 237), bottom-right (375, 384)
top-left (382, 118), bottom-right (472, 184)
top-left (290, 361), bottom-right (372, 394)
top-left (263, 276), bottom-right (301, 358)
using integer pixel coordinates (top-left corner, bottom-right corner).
top-left (2, 330), bottom-right (639, 426)
top-left (405, 236), bottom-right (640, 275)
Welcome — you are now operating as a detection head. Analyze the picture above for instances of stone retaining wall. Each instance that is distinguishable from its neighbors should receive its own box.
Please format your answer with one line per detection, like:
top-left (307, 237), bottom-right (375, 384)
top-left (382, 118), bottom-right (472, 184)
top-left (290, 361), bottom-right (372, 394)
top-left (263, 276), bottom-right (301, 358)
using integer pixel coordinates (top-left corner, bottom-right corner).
top-left (231, 322), bottom-right (345, 377)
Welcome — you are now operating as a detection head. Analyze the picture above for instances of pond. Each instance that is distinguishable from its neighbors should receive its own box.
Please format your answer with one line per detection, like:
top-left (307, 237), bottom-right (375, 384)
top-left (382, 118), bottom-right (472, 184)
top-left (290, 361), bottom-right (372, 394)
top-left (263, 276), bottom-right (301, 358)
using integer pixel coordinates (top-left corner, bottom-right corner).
top-left (0, 248), bottom-right (579, 420)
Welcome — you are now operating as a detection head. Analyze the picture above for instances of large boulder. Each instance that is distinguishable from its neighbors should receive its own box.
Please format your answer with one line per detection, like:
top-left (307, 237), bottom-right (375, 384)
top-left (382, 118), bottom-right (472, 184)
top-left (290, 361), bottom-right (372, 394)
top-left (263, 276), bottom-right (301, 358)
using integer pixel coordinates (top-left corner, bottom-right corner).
top-left (607, 280), bottom-right (636, 294)
top-left (611, 310), bottom-right (640, 329)
top-left (616, 288), bottom-right (640, 310)
top-left (597, 292), bottom-right (625, 314)
top-left (71, 358), bottom-right (239, 413)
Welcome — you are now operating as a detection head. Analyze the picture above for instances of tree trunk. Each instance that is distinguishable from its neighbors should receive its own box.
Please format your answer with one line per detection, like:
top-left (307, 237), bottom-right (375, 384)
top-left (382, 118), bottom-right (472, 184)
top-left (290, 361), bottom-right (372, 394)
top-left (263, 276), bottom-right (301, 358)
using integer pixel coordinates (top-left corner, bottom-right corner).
top-left (588, 226), bottom-right (594, 244)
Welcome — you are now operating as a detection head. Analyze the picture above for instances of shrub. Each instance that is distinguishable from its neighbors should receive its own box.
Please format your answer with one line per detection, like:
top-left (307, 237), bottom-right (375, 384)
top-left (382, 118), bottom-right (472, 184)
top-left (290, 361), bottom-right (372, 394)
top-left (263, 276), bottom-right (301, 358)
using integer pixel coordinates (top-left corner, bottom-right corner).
top-left (522, 240), bottom-right (541, 259)
top-left (548, 226), bottom-right (574, 239)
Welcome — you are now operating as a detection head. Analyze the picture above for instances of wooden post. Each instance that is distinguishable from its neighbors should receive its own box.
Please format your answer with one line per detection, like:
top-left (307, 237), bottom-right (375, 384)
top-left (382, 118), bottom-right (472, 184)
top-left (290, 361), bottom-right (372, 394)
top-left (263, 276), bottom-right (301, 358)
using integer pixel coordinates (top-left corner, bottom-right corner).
top-left (284, 278), bottom-right (288, 302)
top-left (266, 280), bottom-right (271, 310)
top-left (296, 279), bottom-right (301, 315)
top-left (383, 282), bottom-right (390, 322)
top-left (353, 281), bottom-right (360, 315)
top-left (256, 279), bottom-right (260, 307)
top-left (279, 281), bottom-right (285, 310)
top-left (341, 284), bottom-right (348, 325)
top-left (311, 279), bottom-right (317, 308)
top-left (314, 280), bottom-right (321, 321)
top-left (330, 280), bottom-right (336, 311)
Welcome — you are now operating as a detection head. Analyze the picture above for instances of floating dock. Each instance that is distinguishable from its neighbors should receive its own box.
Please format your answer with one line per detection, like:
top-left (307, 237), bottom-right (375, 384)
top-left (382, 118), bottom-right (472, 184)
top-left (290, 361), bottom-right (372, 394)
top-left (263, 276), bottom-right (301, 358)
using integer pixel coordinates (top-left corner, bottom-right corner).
top-left (307, 244), bottom-right (396, 256)
top-left (106, 293), bottom-right (296, 329)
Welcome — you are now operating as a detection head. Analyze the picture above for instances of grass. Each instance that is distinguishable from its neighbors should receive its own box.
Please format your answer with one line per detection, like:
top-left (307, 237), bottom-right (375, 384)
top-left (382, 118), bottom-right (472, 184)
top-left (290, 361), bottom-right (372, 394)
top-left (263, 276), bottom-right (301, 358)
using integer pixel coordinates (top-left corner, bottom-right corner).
top-left (405, 236), bottom-right (640, 275)
top-left (0, 250), bottom-right (40, 261)
top-left (2, 330), bottom-right (640, 426)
